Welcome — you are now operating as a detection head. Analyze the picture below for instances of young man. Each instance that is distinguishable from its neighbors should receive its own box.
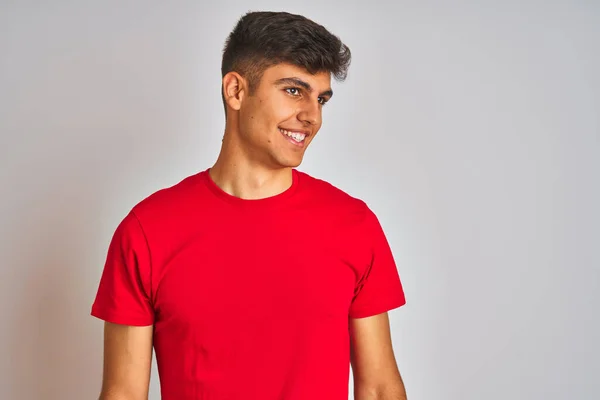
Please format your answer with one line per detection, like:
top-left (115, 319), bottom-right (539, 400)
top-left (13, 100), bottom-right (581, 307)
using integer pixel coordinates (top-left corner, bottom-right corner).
top-left (91, 11), bottom-right (408, 400)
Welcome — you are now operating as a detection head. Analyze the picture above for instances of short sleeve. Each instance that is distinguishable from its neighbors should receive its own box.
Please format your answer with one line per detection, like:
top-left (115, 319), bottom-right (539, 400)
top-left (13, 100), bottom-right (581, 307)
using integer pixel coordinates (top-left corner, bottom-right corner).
top-left (91, 211), bottom-right (154, 326)
top-left (349, 207), bottom-right (406, 318)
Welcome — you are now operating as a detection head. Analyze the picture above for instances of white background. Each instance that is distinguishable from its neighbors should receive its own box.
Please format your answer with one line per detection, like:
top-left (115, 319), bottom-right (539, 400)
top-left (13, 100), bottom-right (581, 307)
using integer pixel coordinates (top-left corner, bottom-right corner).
top-left (1, 1), bottom-right (598, 399)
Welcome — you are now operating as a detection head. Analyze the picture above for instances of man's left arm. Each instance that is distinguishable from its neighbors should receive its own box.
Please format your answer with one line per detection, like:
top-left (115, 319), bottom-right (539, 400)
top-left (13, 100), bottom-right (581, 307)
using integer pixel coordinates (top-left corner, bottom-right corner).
top-left (349, 312), bottom-right (407, 400)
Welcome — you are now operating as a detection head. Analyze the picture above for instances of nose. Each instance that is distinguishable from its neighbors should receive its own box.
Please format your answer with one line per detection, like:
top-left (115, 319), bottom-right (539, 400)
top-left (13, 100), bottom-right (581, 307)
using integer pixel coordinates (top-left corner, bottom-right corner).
top-left (297, 100), bottom-right (321, 126)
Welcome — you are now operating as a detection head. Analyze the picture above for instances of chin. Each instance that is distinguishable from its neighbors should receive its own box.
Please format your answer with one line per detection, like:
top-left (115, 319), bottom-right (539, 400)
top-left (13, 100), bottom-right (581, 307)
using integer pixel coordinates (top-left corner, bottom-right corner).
top-left (275, 156), bottom-right (303, 169)
top-left (279, 161), bottom-right (302, 169)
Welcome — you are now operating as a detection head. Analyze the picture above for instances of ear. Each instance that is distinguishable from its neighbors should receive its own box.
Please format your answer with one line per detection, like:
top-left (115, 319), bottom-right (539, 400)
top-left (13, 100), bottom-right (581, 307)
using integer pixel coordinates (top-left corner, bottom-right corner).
top-left (222, 72), bottom-right (246, 111)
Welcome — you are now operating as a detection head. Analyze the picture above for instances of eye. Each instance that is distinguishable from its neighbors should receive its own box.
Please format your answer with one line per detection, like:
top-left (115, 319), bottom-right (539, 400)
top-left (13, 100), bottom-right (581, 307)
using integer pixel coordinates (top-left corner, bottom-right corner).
top-left (318, 97), bottom-right (328, 106)
top-left (285, 87), bottom-right (301, 96)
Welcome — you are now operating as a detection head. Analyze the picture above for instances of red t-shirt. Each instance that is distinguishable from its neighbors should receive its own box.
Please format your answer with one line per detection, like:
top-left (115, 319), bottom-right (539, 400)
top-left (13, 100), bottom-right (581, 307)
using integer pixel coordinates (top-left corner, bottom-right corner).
top-left (91, 168), bottom-right (406, 399)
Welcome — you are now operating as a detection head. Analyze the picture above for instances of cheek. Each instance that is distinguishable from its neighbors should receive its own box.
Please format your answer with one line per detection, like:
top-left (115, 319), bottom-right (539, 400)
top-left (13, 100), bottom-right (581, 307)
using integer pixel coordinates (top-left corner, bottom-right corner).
top-left (269, 102), bottom-right (296, 122)
top-left (242, 96), bottom-right (297, 134)
top-left (240, 101), bottom-right (268, 131)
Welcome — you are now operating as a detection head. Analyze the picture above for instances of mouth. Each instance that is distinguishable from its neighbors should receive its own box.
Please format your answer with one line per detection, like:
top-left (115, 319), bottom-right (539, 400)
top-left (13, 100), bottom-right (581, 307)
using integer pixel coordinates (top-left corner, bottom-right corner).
top-left (279, 128), bottom-right (308, 147)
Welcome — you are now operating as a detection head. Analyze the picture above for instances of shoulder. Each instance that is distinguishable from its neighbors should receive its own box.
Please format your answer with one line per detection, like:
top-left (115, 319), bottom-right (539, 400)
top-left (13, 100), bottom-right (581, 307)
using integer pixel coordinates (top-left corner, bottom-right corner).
top-left (296, 169), bottom-right (364, 202)
top-left (295, 169), bottom-right (371, 220)
top-left (128, 170), bottom-right (205, 226)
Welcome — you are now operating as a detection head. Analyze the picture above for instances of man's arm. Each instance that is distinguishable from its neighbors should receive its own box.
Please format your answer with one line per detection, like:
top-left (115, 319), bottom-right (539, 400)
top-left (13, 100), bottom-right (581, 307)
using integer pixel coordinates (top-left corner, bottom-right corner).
top-left (349, 312), bottom-right (407, 400)
top-left (99, 322), bottom-right (153, 400)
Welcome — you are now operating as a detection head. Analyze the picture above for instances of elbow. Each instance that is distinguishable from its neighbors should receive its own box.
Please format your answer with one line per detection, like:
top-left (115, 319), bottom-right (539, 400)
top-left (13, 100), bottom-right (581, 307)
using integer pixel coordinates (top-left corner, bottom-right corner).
top-left (99, 387), bottom-right (146, 400)
top-left (355, 379), bottom-right (408, 400)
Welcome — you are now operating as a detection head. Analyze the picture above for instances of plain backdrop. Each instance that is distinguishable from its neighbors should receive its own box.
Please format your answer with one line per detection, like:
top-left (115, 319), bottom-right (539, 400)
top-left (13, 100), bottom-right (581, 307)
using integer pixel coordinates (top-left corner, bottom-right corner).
top-left (1, 1), bottom-right (598, 399)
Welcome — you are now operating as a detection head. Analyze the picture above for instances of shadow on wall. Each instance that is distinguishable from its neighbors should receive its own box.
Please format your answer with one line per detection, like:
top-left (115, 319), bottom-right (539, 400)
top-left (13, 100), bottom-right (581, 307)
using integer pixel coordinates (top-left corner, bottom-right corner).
top-left (7, 181), bottom-right (106, 399)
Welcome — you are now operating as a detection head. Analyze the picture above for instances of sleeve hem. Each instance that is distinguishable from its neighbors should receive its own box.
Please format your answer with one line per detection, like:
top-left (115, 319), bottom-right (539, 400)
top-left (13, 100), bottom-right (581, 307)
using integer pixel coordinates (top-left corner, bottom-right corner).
top-left (91, 306), bottom-right (154, 326)
top-left (349, 297), bottom-right (406, 319)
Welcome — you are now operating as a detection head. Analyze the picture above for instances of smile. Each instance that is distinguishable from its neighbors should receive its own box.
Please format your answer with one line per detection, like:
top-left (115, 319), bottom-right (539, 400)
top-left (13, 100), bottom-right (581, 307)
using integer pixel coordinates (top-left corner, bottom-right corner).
top-left (279, 128), bottom-right (307, 145)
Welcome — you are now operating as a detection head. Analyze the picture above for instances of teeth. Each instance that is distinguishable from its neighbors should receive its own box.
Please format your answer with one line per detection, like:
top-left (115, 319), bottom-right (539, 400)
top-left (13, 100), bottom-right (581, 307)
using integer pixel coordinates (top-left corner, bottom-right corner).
top-left (279, 128), bottom-right (306, 142)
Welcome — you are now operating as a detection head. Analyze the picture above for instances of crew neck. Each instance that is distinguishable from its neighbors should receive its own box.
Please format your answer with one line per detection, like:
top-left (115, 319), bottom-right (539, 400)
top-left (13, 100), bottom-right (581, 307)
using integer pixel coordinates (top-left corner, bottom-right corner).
top-left (200, 168), bottom-right (300, 208)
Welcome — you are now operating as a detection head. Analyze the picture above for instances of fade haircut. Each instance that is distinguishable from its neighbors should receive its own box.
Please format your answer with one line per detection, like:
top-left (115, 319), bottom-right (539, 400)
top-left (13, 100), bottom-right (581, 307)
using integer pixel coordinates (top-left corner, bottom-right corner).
top-left (221, 11), bottom-right (351, 111)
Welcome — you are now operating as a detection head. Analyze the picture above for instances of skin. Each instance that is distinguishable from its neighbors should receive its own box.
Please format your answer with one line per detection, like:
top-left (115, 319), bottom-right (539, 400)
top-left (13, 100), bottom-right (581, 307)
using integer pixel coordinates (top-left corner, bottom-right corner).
top-left (99, 323), bottom-right (153, 400)
top-left (350, 314), bottom-right (408, 399)
top-left (99, 62), bottom-right (407, 399)
top-left (209, 63), bottom-right (332, 200)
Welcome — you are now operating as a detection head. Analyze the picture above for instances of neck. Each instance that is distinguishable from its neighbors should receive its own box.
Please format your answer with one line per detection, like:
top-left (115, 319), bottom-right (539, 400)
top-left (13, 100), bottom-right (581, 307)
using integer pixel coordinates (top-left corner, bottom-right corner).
top-left (209, 125), bottom-right (294, 200)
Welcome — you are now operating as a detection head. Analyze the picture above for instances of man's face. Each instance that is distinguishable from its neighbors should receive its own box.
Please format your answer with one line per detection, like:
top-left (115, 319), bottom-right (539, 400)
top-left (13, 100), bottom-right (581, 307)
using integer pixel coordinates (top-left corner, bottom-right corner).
top-left (236, 63), bottom-right (333, 169)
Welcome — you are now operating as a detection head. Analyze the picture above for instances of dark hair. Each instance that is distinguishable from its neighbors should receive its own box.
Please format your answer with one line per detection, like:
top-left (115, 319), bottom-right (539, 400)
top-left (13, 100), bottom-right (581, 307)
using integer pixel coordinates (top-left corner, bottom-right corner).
top-left (221, 11), bottom-right (351, 104)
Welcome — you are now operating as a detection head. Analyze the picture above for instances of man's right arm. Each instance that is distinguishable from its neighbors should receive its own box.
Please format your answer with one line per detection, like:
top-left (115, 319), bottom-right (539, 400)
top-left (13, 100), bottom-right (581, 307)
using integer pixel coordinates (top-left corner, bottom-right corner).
top-left (99, 322), bottom-right (154, 400)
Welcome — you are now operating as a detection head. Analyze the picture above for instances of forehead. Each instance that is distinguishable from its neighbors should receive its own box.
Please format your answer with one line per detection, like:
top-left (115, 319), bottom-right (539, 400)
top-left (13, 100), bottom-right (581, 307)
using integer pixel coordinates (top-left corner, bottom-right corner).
top-left (261, 63), bottom-right (331, 89)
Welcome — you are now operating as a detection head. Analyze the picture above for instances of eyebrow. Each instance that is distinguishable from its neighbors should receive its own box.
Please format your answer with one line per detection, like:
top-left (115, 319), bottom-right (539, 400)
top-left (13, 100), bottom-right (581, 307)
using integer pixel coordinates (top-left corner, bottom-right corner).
top-left (274, 77), bottom-right (333, 99)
